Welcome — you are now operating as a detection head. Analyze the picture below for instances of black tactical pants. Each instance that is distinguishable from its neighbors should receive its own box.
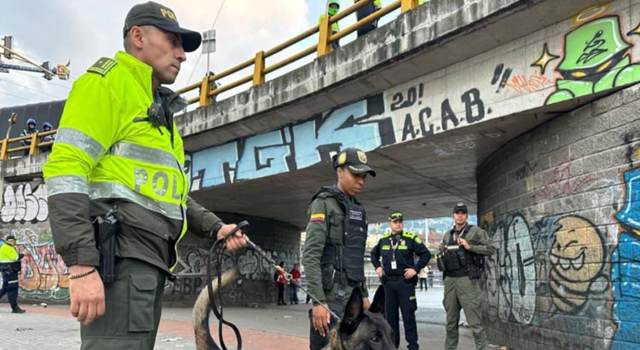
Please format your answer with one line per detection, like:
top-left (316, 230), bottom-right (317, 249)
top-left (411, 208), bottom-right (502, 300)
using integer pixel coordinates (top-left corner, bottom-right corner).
top-left (384, 276), bottom-right (419, 350)
top-left (80, 258), bottom-right (165, 350)
top-left (0, 270), bottom-right (20, 310)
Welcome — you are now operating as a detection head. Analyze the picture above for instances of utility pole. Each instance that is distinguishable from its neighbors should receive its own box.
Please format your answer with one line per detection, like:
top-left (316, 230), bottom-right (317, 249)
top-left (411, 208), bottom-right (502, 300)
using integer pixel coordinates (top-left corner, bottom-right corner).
top-left (0, 36), bottom-right (70, 80)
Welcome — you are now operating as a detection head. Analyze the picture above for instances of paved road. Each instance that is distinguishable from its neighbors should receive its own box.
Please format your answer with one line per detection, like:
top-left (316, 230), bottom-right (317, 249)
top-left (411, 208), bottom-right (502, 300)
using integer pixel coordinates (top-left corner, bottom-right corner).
top-left (0, 286), bottom-right (478, 350)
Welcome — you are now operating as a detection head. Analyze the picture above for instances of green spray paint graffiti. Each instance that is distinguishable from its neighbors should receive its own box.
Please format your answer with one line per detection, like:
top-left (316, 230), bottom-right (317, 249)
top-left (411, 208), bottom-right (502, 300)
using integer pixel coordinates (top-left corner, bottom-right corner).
top-left (542, 11), bottom-right (640, 105)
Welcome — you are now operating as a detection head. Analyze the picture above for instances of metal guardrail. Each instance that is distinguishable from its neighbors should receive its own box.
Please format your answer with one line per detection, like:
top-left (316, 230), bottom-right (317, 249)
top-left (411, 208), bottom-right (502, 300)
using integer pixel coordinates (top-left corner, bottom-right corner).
top-left (176, 0), bottom-right (420, 107)
top-left (0, 130), bottom-right (55, 160)
top-left (0, 0), bottom-right (423, 159)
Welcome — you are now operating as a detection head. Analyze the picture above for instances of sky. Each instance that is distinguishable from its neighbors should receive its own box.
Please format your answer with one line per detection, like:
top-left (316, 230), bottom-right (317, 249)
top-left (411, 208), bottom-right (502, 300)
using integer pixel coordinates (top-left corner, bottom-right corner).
top-left (0, 0), bottom-right (394, 110)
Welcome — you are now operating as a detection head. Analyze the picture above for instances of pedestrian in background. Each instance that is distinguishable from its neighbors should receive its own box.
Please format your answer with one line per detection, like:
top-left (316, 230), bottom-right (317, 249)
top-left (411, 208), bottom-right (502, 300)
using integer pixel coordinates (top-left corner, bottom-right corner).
top-left (354, 0), bottom-right (381, 37)
top-left (289, 263), bottom-right (301, 304)
top-left (0, 235), bottom-right (26, 313)
top-left (419, 266), bottom-right (429, 291)
top-left (275, 261), bottom-right (287, 305)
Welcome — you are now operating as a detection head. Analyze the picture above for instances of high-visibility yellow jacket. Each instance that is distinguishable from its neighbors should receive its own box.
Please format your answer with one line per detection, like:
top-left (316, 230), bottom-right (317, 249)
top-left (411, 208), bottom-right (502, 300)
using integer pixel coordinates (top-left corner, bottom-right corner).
top-left (0, 242), bottom-right (19, 263)
top-left (44, 51), bottom-right (219, 271)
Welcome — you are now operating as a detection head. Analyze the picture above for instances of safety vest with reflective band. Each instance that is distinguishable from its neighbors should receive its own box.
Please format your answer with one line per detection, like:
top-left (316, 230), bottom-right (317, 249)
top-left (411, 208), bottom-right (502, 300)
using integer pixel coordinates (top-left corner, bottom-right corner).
top-left (43, 51), bottom-right (190, 263)
top-left (0, 242), bottom-right (19, 263)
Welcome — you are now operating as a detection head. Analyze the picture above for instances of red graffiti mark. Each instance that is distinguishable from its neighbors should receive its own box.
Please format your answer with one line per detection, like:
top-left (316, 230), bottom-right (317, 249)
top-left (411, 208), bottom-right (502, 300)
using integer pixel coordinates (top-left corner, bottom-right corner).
top-left (17, 243), bottom-right (68, 292)
top-left (507, 74), bottom-right (554, 94)
top-left (535, 160), bottom-right (594, 201)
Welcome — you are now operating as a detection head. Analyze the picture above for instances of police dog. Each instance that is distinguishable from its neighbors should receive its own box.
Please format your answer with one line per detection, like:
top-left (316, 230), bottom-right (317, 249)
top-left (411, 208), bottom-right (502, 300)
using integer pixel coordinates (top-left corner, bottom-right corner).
top-left (192, 269), bottom-right (238, 350)
top-left (323, 286), bottom-right (395, 350)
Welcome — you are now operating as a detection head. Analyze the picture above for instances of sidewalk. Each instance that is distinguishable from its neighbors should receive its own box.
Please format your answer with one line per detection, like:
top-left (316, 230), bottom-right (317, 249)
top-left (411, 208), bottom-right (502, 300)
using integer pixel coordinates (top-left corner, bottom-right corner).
top-left (0, 287), bottom-right (476, 350)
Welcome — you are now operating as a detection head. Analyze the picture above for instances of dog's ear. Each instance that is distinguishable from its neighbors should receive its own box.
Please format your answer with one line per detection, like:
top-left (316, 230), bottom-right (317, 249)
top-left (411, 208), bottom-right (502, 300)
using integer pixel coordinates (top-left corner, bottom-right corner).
top-left (368, 285), bottom-right (385, 314)
top-left (339, 287), bottom-right (365, 336)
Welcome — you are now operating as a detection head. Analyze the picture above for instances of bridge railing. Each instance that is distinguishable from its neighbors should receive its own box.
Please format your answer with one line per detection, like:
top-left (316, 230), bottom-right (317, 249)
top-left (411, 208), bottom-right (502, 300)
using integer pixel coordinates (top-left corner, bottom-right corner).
top-left (0, 130), bottom-right (55, 160)
top-left (176, 0), bottom-right (420, 107)
top-left (1, 0), bottom-right (423, 159)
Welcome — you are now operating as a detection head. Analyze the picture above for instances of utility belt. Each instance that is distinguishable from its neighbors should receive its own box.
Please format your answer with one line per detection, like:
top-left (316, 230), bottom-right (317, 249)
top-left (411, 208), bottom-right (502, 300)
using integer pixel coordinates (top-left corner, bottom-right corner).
top-left (92, 208), bottom-right (120, 286)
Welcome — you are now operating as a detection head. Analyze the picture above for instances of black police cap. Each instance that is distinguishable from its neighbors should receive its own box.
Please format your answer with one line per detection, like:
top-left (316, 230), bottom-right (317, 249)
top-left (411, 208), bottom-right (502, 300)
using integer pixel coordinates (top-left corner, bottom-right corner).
top-left (332, 148), bottom-right (376, 177)
top-left (123, 1), bottom-right (202, 52)
top-left (453, 202), bottom-right (468, 214)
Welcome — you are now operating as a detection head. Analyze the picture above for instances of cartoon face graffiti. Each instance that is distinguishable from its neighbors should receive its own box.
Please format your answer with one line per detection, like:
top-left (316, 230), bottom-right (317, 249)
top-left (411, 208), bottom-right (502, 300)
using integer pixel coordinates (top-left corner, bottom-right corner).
top-left (549, 216), bottom-right (605, 313)
top-left (545, 15), bottom-right (640, 105)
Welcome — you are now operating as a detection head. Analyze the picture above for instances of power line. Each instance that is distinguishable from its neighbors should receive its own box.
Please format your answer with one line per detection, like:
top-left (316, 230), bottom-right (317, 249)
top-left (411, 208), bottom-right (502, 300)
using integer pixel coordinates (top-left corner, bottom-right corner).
top-left (0, 87), bottom-right (35, 103)
top-left (186, 0), bottom-right (227, 85)
top-left (14, 70), bottom-right (72, 90)
top-left (0, 77), bottom-right (65, 100)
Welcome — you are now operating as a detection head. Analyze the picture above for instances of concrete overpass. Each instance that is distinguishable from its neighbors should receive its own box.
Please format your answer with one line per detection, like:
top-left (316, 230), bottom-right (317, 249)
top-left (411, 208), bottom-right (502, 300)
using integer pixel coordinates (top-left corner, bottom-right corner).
top-left (3, 0), bottom-right (640, 348)
top-left (180, 0), bottom-right (615, 225)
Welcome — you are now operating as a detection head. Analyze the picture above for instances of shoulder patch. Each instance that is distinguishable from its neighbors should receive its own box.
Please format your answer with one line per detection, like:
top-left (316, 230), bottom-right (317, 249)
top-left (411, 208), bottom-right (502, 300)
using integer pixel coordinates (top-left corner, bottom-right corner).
top-left (309, 213), bottom-right (326, 223)
top-left (87, 57), bottom-right (117, 76)
top-left (402, 231), bottom-right (416, 239)
top-left (414, 236), bottom-right (423, 244)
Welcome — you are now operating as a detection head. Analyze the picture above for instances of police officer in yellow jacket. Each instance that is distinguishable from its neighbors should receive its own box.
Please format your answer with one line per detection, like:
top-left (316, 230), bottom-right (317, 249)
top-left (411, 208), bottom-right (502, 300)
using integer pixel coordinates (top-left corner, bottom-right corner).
top-left (319, 0), bottom-right (341, 49)
top-left (43, 2), bottom-right (246, 349)
top-left (0, 235), bottom-right (25, 313)
top-left (371, 211), bottom-right (431, 350)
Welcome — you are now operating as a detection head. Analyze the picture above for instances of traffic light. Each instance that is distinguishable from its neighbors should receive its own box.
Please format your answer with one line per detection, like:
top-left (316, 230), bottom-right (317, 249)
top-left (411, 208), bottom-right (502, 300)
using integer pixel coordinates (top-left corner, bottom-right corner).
top-left (3, 36), bottom-right (12, 59)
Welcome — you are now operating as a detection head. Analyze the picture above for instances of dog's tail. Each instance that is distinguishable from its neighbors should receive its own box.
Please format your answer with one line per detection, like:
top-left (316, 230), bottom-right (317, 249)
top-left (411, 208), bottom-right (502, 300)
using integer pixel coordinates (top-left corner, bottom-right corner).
top-left (192, 269), bottom-right (239, 350)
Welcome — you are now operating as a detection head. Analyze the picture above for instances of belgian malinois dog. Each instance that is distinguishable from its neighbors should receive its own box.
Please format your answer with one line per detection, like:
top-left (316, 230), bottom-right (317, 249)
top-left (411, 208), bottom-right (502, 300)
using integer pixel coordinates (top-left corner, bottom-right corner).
top-left (323, 286), bottom-right (395, 350)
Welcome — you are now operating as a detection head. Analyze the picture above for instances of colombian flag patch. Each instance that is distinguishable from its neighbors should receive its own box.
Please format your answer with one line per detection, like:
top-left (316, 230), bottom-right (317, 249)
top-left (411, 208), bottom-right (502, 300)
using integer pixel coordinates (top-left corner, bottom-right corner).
top-left (310, 213), bottom-right (326, 223)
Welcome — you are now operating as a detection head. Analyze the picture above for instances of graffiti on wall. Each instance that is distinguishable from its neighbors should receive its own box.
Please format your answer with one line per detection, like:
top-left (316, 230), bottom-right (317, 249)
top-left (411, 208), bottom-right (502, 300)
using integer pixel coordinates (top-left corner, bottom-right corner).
top-left (166, 243), bottom-right (299, 297)
top-left (191, 85), bottom-right (489, 189)
top-left (529, 5), bottom-right (640, 105)
top-left (1, 181), bottom-right (48, 223)
top-left (0, 181), bottom-right (69, 300)
top-left (611, 132), bottom-right (640, 349)
top-left (484, 212), bottom-right (608, 326)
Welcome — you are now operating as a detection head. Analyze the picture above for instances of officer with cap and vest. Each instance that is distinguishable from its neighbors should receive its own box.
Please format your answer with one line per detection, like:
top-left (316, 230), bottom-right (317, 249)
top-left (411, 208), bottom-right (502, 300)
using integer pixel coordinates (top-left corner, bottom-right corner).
top-left (319, 0), bottom-right (341, 49)
top-left (440, 202), bottom-right (495, 350)
top-left (371, 210), bottom-right (430, 350)
top-left (43, 2), bottom-right (247, 349)
top-left (302, 147), bottom-right (375, 350)
top-left (0, 235), bottom-right (26, 313)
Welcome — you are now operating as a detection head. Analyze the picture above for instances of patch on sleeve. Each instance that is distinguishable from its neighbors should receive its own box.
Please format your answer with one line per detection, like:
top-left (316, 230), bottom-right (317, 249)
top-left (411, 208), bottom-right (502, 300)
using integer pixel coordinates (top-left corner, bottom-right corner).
top-left (414, 236), bottom-right (423, 244)
top-left (309, 213), bottom-right (326, 223)
top-left (87, 57), bottom-right (117, 76)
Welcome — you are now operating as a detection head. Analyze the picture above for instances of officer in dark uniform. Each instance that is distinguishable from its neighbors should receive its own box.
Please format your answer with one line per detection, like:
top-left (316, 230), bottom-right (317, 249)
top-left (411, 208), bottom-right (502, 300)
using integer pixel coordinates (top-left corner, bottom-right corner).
top-left (439, 202), bottom-right (495, 350)
top-left (302, 147), bottom-right (376, 350)
top-left (0, 235), bottom-right (26, 313)
top-left (371, 211), bottom-right (431, 350)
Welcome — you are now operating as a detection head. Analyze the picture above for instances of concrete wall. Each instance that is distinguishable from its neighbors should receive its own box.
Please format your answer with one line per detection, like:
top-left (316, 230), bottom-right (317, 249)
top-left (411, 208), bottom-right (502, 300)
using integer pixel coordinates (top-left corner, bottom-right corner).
top-left (477, 84), bottom-right (640, 349)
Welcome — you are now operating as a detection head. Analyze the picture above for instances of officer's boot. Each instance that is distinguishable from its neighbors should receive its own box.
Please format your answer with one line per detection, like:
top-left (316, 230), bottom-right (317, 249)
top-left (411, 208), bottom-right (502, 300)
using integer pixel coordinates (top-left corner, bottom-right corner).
top-left (12, 307), bottom-right (26, 313)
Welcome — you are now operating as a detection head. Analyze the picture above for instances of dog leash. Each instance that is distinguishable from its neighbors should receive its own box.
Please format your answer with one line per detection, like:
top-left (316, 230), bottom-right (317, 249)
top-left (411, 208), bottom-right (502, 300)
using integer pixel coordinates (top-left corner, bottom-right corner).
top-left (206, 220), bottom-right (342, 350)
top-left (207, 222), bottom-right (246, 350)
top-left (243, 233), bottom-right (342, 321)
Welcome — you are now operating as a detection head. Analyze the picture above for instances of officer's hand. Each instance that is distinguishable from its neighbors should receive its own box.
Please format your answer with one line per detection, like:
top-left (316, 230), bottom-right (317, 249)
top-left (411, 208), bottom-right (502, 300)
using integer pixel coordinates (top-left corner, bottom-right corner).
top-left (217, 224), bottom-right (247, 251)
top-left (68, 265), bottom-right (105, 326)
top-left (362, 297), bottom-right (371, 311)
top-left (404, 268), bottom-right (417, 280)
top-left (457, 238), bottom-right (471, 250)
top-left (375, 266), bottom-right (385, 278)
top-left (312, 304), bottom-right (331, 337)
